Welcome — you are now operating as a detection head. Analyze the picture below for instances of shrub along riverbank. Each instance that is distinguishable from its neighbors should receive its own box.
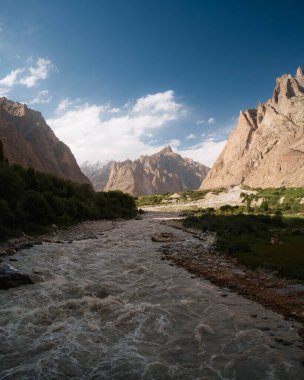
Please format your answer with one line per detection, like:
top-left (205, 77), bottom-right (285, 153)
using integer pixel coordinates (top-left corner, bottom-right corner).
top-left (184, 211), bottom-right (304, 280)
top-left (0, 142), bottom-right (137, 241)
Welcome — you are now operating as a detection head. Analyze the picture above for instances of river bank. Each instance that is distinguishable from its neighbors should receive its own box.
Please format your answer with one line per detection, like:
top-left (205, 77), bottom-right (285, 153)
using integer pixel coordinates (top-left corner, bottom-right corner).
top-left (161, 218), bottom-right (304, 337)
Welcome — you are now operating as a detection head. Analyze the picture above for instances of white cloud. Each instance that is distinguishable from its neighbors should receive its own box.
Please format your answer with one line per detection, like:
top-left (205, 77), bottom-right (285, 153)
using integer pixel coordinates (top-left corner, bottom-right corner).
top-left (28, 90), bottom-right (52, 105)
top-left (0, 87), bottom-right (10, 97)
top-left (0, 68), bottom-right (24, 87)
top-left (19, 58), bottom-right (54, 88)
top-left (168, 139), bottom-right (181, 148)
top-left (56, 98), bottom-right (76, 114)
top-left (179, 139), bottom-right (226, 167)
top-left (47, 91), bottom-right (226, 168)
top-left (186, 133), bottom-right (196, 139)
top-left (133, 90), bottom-right (182, 115)
top-left (0, 57), bottom-right (55, 96)
top-left (48, 90), bottom-right (185, 164)
top-left (196, 119), bottom-right (205, 124)
top-left (207, 117), bottom-right (215, 124)
top-left (56, 98), bottom-right (120, 115)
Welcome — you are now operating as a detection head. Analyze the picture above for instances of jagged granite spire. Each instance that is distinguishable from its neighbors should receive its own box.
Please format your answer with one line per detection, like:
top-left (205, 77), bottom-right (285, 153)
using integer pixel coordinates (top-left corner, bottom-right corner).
top-left (88, 146), bottom-right (210, 196)
top-left (296, 66), bottom-right (304, 87)
top-left (201, 67), bottom-right (304, 189)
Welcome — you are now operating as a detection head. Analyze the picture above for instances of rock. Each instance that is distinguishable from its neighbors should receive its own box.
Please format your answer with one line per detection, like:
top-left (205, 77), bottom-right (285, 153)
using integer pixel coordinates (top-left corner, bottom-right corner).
top-left (201, 67), bottom-right (304, 189)
top-left (82, 146), bottom-right (209, 195)
top-left (0, 264), bottom-right (33, 289)
top-left (151, 232), bottom-right (177, 242)
top-left (170, 193), bottom-right (181, 199)
top-left (0, 97), bottom-right (91, 185)
top-left (5, 248), bottom-right (16, 255)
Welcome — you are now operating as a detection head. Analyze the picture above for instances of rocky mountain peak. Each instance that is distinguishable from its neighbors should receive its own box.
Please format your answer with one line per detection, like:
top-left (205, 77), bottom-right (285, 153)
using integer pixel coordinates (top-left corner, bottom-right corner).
top-left (296, 66), bottom-right (304, 88)
top-left (159, 145), bottom-right (173, 154)
top-left (0, 97), bottom-right (91, 184)
top-left (268, 71), bottom-right (304, 115)
top-left (83, 147), bottom-right (210, 195)
top-left (0, 97), bottom-right (28, 117)
top-left (273, 73), bottom-right (303, 100)
top-left (201, 66), bottom-right (304, 189)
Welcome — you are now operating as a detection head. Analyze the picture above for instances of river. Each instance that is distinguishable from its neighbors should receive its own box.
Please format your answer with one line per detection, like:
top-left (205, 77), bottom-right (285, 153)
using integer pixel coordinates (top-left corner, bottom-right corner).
top-left (0, 212), bottom-right (303, 379)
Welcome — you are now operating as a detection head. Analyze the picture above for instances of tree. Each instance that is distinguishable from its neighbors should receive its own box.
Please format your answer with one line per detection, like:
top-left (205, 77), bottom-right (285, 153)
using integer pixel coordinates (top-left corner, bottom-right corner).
top-left (0, 140), bottom-right (4, 162)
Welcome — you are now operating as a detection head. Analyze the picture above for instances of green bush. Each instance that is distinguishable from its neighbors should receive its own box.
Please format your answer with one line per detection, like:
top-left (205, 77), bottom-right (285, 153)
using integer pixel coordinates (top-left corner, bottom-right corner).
top-left (21, 190), bottom-right (53, 225)
top-left (0, 158), bottom-right (137, 241)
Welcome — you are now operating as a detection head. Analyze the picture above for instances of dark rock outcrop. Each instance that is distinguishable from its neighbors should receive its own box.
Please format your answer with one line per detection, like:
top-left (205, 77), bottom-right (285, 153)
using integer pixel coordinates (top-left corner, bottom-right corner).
top-left (0, 264), bottom-right (33, 289)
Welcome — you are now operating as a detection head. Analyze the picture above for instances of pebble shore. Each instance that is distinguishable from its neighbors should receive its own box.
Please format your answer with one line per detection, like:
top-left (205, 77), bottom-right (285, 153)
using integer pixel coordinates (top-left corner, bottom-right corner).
top-left (160, 219), bottom-right (304, 338)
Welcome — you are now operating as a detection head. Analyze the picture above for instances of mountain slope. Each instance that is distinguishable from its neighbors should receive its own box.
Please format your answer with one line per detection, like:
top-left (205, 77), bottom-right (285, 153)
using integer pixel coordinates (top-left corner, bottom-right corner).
top-left (81, 161), bottom-right (114, 191)
top-left (82, 147), bottom-right (209, 196)
top-left (201, 67), bottom-right (304, 189)
top-left (0, 97), bottom-right (90, 184)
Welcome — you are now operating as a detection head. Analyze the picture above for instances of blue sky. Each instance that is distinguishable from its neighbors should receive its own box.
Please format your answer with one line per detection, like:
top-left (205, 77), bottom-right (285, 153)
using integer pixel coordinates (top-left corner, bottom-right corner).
top-left (0, 0), bottom-right (304, 166)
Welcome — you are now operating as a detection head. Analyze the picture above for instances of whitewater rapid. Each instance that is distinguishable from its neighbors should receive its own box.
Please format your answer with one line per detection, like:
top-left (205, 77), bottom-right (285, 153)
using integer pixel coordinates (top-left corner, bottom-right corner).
top-left (0, 212), bottom-right (303, 379)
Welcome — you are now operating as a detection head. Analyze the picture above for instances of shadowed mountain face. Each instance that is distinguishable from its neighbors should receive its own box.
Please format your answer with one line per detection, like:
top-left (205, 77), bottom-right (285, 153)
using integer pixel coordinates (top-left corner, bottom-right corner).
top-left (0, 97), bottom-right (90, 184)
top-left (82, 146), bottom-right (209, 196)
top-left (201, 67), bottom-right (304, 189)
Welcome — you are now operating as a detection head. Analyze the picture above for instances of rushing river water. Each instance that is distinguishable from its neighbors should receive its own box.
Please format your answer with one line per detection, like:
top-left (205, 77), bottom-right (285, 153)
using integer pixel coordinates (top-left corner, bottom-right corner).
top-left (0, 213), bottom-right (304, 379)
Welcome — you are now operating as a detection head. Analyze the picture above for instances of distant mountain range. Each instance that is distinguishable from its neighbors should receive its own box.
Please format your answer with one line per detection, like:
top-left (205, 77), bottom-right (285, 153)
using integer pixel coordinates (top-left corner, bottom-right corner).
top-left (201, 66), bottom-right (304, 189)
top-left (3, 66), bottom-right (304, 196)
top-left (0, 97), bottom-right (90, 184)
top-left (81, 146), bottom-right (210, 196)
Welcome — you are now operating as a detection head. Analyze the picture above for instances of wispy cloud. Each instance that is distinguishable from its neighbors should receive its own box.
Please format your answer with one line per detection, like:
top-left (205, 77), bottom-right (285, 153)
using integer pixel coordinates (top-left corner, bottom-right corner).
top-left (186, 133), bottom-right (196, 139)
top-left (28, 90), bottom-right (52, 105)
top-left (168, 139), bottom-right (181, 148)
top-left (0, 57), bottom-right (55, 97)
top-left (56, 97), bottom-right (79, 114)
top-left (196, 117), bottom-right (216, 125)
top-left (48, 90), bottom-right (186, 164)
top-left (179, 138), bottom-right (226, 167)
top-left (0, 68), bottom-right (24, 87)
top-left (19, 58), bottom-right (54, 88)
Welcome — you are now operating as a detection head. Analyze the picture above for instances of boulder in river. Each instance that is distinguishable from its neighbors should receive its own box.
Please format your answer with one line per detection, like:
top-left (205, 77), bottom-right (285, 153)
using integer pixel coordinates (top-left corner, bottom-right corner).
top-left (0, 264), bottom-right (33, 290)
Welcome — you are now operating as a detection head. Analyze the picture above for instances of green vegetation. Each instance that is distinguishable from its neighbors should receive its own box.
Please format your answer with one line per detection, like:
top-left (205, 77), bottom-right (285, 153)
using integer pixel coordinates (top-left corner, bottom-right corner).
top-left (136, 188), bottom-right (228, 207)
top-left (183, 210), bottom-right (304, 280)
top-left (0, 143), bottom-right (137, 241)
top-left (241, 187), bottom-right (304, 215)
top-left (136, 193), bottom-right (172, 207)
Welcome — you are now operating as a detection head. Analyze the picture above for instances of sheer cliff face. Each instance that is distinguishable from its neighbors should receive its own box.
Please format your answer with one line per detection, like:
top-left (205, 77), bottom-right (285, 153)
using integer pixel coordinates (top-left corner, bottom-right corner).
top-left (201, 67), bottom-right (304, 189)
top-left (0, 98), bottom-right (91, 184)
top-left (83, 147), bottom-right (209, 196)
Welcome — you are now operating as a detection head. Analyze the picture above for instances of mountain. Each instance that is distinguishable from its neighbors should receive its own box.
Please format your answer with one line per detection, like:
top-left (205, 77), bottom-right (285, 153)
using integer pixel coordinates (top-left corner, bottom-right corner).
top-left (201, 67), bottom-right (304, 189)
top-left (82, 146), bottom-right (210, 196)
top-left (81, 160), bottom-right (114, 191)
top-left (0, 97), bottom-right (90, 184)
